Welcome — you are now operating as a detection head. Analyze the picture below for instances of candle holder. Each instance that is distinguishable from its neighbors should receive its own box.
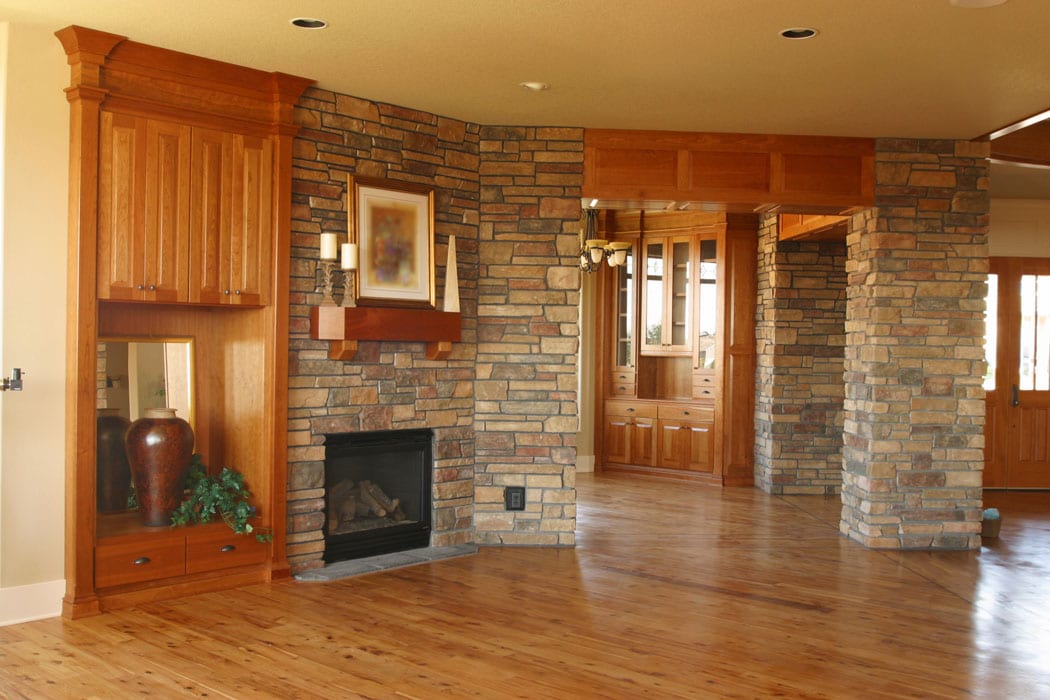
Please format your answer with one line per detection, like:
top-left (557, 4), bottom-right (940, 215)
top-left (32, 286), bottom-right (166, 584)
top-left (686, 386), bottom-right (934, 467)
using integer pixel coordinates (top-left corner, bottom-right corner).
top-left (316, 260), bottom-right (338, 306)
top-left (341, 269), bottom-right (357, 307)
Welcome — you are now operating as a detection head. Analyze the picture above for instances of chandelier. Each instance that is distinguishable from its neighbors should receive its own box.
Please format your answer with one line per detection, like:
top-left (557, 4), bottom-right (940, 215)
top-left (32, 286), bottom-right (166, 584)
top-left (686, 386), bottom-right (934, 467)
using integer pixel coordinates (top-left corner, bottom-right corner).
top-left (578, 208), bottom-right (629, 273)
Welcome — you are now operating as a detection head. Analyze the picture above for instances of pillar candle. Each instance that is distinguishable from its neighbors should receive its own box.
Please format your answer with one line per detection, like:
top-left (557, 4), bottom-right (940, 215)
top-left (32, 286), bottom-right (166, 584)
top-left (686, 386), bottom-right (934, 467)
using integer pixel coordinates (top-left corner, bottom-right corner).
top-left (341, 243), bottom-right (358, 270)
top-left (320, 233), bottom-right (338, 261)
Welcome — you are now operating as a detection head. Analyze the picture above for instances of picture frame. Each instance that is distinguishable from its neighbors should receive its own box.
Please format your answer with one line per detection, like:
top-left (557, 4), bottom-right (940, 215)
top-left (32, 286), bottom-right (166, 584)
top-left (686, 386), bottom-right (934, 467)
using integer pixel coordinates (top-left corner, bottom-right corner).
top-left (348, 175), bottom-right (435, 308)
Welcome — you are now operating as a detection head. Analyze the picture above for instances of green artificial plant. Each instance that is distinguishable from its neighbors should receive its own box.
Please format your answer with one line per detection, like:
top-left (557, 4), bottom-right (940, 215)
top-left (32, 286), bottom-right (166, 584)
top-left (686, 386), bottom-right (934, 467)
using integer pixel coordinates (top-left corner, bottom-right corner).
top-left (170, 454), bottom-right (272, 542)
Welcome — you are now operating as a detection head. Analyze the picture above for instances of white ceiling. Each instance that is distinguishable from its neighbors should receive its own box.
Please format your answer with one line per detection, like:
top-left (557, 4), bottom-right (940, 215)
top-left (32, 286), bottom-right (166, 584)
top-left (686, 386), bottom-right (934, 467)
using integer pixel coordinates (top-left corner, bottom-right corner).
top-left (4, 0), bottom-right (1050, 197)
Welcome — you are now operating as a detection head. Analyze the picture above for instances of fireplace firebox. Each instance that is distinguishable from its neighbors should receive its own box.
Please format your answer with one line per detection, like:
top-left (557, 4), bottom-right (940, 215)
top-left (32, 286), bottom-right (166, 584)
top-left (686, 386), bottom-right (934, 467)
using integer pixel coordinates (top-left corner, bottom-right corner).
top-left (323, 428), bottom-right (433, 563)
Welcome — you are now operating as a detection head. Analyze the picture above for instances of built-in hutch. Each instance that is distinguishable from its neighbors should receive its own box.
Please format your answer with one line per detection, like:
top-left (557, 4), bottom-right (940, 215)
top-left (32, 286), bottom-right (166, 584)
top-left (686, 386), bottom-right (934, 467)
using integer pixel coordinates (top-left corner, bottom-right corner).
top-left (58, 26), bottom-right (312, 617)
top-left (595, 210), bottom-right (757, 484)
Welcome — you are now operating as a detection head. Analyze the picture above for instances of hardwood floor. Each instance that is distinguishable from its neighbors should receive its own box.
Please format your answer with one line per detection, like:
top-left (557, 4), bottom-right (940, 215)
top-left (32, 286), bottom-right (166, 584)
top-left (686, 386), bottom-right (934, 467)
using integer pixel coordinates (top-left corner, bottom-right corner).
top-left (2, 474), bottom-right (1049, 698)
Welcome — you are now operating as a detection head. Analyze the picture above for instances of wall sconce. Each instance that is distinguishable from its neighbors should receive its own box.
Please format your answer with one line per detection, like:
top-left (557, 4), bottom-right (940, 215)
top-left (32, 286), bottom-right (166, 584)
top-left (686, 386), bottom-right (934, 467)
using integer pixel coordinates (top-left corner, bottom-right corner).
top-left (578, 209), bottom-right (628, 273)
top-left (317, 233), bottom-right (359, 307)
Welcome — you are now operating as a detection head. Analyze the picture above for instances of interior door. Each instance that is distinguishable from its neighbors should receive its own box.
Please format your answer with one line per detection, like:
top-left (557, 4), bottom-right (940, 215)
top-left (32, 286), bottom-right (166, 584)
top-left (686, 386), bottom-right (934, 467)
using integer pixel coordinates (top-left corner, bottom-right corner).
top-left (985, 257), bottom-right (1050, 488)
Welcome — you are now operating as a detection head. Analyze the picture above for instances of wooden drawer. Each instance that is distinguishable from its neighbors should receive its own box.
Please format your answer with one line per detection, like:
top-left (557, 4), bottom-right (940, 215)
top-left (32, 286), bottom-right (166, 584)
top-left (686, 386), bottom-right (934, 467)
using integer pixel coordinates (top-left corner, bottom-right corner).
top-left (610, 382), bottom-right (636, 397)
top-left (605, 400), bottom-right (658, 419)
top-left (693, 371), bottom-right (717, 399)
top-left (610, 370), bottom-right (635, 384)
top-left (186, 530), bottom-right (269, 574)
top-left (658, 404), bottom-right (714, 422)
top-left (96, 538), bottom-right (185, 588)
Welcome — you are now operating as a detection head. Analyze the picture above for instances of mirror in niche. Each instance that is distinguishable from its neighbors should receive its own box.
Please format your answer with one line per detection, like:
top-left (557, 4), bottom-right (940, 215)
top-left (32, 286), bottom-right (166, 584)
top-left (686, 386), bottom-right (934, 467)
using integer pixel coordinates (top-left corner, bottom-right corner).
top-left (95, 338), bottom-right (195, 513)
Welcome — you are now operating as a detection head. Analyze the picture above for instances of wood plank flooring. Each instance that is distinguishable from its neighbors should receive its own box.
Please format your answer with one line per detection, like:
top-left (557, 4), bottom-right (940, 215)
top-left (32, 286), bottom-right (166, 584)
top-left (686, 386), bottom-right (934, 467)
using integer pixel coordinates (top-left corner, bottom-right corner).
top-left (2, 474), bottom-right (1049, 698)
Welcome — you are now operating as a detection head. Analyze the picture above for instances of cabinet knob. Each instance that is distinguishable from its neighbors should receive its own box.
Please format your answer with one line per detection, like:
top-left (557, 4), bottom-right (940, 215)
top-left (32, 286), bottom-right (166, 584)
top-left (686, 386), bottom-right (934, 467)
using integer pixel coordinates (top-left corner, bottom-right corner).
top-left (223, 289), bottom-right (231, 295)
top-left (148, 284), bottom-right (156, 291)
top-left (220, 544), bottom-right (237, 553)
top-left (136, 284), bottom-right (144, 290)
top-left (234, 289), bottom-right (241, 295)
top-left (132, 556), bottom-right (151, 566)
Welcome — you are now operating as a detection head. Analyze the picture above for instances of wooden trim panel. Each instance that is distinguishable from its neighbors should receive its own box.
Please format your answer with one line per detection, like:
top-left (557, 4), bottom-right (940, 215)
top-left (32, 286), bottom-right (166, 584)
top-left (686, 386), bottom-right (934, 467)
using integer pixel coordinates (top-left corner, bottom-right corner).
top-left (584, 128), bottom-right (875, 212)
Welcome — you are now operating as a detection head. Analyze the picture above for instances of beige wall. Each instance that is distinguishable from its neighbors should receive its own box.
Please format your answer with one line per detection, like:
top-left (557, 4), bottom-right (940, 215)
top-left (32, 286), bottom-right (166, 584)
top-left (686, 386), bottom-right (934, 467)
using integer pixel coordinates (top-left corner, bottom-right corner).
top-left (0, 21), bottom-right (69, 622)
top-left (990, 199), bottom-right (1050, 257)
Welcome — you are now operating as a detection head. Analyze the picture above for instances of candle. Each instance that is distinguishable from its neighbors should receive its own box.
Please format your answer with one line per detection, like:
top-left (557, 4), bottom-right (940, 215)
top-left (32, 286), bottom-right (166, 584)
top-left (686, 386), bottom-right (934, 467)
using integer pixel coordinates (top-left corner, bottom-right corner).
top-left (320, 233), bottom-right (338, 261)
top-left (341, 243), bottom-right (358, 270)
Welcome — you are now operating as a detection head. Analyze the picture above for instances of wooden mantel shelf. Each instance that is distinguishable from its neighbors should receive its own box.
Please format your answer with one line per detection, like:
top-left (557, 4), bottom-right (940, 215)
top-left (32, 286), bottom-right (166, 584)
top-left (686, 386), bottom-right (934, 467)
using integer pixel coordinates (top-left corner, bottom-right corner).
top-left (310, 306), bottom-right (462, 360)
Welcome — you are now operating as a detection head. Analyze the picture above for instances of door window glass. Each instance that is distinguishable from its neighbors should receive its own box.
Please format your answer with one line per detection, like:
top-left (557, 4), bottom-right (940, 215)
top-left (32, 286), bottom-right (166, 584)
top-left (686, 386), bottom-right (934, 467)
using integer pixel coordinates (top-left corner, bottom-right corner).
top-left (984, 273), bottom-right (997, 391)
top-left (1019, 274), bottom-right (1050, 391)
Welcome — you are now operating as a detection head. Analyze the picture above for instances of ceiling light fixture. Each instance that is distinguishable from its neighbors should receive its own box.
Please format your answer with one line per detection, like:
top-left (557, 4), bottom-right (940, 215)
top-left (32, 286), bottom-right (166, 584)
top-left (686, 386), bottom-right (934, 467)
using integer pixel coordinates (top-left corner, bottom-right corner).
top-left (578, 209), bottom-right (628, 273)
top-left (519, 81), bottom-right (551, 92)
top-left (780, 27), bottom-right (818, 40)
top-left (291, 17), bottom-right (328, 29)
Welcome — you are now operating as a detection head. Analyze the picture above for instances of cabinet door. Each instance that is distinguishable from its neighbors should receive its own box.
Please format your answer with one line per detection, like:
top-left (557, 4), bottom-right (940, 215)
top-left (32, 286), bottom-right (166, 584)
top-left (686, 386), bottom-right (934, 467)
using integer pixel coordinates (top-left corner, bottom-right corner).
top-left (227, 134), bottom-right (274, 306)
top-left (98, 112), bottom-right (146, 300)
top-left (603, 415), bottom-right (630, 464)
top-left (189, 128), bottom-right (232, 304)
top-left (143, 119), bottom-right (191, 302)
top-left (190, 130), bottom-right (273, 305)
top-left (685, 421), bottom-right (715, 474)
top-left (640, 236), bottom-right (692, 355)
top-left (628, 417), bottom-right (657, 467)
top-left (658, 420), bottom-right (689, 469)
top-left (98, 113), bottom-right (191, 302)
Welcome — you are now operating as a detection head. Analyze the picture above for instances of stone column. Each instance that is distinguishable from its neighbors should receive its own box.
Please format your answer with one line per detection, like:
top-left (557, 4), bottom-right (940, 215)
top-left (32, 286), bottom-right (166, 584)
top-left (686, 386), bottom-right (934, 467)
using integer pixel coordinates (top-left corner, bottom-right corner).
top-left (841, 139), bottom-right (989, 549)
top-left (754, 215), bottom-right (847, 494)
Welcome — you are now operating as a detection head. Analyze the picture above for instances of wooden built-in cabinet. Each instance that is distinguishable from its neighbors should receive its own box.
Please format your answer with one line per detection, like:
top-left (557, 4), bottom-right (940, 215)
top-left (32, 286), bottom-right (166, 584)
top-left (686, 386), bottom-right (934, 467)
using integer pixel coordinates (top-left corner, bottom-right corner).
top-left (97, 113), bottom-right (275, 306)
top-left (58, 26), bottom-right (312, 617)
top-left (596, 210), bottom-right (756, 484)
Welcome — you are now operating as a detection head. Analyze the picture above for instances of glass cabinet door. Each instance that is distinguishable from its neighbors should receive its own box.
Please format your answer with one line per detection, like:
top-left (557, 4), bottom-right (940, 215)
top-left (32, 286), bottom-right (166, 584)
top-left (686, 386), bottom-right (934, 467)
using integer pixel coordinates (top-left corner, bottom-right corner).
top-left (614, 245), bottom-right (635, 367)
top-left (696, 238), bottom-right (718, 370)
top-left (641, 236), bottom-right (692, 355)
top-left (643, 241), bottom-right (664, 349)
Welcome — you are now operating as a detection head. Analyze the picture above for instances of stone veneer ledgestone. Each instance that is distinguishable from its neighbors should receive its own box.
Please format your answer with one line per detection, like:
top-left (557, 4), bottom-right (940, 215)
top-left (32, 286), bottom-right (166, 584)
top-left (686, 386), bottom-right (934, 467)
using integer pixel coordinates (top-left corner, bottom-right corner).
top-left (473, 126), bottom-right (583, 546)
top-left (754, 215), bottom-right (847, 494)
top-left (285, 89), bottom-right (583, 572)
top-left (840, 138), bottom-right (989, 550)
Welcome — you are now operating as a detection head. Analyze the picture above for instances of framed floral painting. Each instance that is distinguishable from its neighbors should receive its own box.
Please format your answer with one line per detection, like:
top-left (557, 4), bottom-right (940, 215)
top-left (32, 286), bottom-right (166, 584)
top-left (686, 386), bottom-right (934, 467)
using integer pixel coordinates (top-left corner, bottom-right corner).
top-left (348, 175), bottom-right (435, 308)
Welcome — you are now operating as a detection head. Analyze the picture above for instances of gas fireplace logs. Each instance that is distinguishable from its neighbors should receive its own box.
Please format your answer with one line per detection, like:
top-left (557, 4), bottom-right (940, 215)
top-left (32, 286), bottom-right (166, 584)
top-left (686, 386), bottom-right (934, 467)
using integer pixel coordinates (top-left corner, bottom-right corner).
top-left (327, 479), bottom-right (407, 533)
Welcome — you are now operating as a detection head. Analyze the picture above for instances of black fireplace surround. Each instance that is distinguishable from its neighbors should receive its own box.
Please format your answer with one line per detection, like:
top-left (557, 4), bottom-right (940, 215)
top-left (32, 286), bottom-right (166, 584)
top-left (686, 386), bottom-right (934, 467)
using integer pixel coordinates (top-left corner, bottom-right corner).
top-left (323, 428), bottom-right (433, 563)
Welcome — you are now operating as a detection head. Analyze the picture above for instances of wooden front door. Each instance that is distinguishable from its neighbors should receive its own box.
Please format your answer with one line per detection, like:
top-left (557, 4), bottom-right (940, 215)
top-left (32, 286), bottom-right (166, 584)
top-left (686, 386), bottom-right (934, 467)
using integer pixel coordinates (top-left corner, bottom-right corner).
top-left (985, 257), bottom-right (1050, 488)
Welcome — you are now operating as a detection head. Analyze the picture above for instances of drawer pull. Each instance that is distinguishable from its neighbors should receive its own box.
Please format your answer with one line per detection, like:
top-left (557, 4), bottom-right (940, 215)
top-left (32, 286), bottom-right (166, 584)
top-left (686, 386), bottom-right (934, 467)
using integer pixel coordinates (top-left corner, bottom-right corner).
top-left (220, 544), bottom-right (237, 553)
top-left (132, 556), bottom-right (151, 566)
top-left (627, 407), bottom-right (635, 413)
top-left (683, 411), bottom-right (690, 416)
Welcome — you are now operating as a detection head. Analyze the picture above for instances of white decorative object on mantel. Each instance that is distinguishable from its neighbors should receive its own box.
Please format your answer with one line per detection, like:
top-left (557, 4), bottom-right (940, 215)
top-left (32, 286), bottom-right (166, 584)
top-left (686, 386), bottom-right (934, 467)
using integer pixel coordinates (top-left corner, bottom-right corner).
top-left (443, 234), bottom-right (460, 313)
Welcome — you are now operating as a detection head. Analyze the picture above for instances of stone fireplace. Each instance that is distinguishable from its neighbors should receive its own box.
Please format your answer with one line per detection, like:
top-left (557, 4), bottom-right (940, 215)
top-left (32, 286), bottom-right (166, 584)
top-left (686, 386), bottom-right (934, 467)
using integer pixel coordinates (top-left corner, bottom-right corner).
top-left (323, 428), bottom-right (433, 563)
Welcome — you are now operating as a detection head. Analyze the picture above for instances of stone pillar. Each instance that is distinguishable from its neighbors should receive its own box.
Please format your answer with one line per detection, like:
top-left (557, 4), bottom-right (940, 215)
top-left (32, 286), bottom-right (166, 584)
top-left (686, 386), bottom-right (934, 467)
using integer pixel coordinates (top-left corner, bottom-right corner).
top-left (841, 139), bottom-right (989, 549)
top-left (754, 215), bottom-right (847, 494)
top-left (474, 126), bottom-right (583, 545)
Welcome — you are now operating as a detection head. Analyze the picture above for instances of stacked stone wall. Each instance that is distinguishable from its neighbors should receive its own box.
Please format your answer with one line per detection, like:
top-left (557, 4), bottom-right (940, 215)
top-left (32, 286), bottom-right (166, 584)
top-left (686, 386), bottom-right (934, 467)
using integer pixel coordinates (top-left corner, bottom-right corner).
top-left (283, 90), bottom-right (584, 570)
top-left (473, 126), bottom-right (584, 545)
top-left (754, 216), bottom-right (847, 494)
top-left (285, 89), bottom-right (481, 572)
top-left (840, 138), bottom-right (989, 549)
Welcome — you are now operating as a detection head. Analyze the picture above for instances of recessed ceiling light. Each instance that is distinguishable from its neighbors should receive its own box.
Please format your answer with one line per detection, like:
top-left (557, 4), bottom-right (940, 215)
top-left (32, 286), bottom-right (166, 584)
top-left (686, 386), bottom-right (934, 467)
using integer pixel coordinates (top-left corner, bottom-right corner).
top-left (519, 81), bottom-right (551, 92)
top-left (949, 0), bottom-right (1007, 7)
top-left (780, 27), bottom-right (818, 40)
top-left (291, 17), bottom-right (328, 29)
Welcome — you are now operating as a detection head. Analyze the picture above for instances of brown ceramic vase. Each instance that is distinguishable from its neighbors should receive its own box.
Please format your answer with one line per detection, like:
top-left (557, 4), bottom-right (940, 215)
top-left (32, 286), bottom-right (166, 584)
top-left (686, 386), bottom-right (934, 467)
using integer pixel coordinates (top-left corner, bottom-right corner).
top-left (125, 407), bottom-right (194, 527)
top-left (96, 408), bottom-right (131, 512)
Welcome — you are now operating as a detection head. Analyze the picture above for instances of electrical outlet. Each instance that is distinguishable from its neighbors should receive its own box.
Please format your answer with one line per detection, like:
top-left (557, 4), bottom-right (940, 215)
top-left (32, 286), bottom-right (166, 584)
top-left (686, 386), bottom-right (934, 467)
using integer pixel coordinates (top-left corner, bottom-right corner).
top-left (504, 486), bottom-right (526, 511)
